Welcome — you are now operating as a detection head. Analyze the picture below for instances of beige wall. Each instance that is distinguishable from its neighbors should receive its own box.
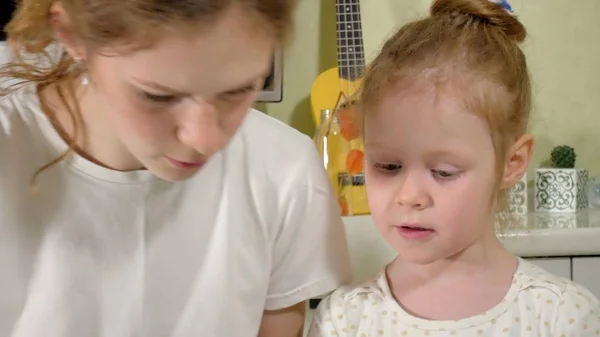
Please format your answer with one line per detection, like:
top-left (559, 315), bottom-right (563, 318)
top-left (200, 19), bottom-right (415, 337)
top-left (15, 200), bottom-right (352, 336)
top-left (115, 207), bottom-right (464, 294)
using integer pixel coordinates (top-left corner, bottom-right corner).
top-left (253, 0), bottom-right (337, 136)
top-left (258, 0), bottom-right (600, 179)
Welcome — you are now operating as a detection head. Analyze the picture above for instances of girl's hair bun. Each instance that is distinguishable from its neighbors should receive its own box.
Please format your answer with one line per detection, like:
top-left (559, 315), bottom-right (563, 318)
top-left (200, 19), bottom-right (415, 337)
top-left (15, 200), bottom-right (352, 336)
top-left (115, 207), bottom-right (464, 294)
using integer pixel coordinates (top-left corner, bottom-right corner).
top-left (431, 0), bottom-right (526, 43)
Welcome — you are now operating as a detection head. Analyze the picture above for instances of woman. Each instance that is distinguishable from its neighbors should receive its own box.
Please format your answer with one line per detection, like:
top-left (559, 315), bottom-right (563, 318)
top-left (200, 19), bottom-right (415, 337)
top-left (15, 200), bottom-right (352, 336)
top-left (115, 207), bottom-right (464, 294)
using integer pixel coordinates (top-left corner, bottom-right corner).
top-left (0, 1), bottom-right (352, 336)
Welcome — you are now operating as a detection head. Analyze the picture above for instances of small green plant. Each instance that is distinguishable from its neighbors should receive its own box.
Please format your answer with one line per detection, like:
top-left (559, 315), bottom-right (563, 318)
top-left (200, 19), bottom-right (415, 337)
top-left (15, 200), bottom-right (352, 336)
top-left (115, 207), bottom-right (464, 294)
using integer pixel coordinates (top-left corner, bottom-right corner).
top-left (550, 145), bottom-right (576, 168)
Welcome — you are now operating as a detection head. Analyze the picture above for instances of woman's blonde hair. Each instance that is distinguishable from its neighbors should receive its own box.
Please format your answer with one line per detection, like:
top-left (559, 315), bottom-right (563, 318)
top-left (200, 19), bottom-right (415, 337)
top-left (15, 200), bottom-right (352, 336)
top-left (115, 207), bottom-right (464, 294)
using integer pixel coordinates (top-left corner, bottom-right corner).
top-left (1, 0), bottom-right (297, 189)
top-left (359, 0), bottom-right (531, 226)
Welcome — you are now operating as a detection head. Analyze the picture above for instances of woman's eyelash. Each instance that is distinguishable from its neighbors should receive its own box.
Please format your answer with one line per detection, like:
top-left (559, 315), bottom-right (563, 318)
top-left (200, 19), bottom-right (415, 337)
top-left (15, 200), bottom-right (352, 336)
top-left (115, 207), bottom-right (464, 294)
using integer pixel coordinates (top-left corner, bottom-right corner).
top-left (227, 86), bottom-right (254, 95)
top-left (139, 91), bottom-right (179, 103)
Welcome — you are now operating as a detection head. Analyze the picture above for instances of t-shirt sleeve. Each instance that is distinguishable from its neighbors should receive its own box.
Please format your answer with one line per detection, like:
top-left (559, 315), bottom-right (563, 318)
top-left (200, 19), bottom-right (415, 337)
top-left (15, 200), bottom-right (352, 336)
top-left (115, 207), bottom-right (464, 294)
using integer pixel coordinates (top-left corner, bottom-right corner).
top-left (552, 282), bottom-right (600, 336)
top-left (307, 286), bottom-right (376, 337)
top-left (264, 137), bottom-right (352, 310)
top-left (306, 290), bottom-right (350, 337)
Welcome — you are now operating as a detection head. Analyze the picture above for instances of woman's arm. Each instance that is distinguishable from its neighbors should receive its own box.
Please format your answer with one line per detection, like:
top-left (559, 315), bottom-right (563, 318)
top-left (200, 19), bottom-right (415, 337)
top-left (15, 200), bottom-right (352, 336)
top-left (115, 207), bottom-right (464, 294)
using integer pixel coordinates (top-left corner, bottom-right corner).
top-left (259, 135), bottom-right (352, 335)
top-left (258, 301), bottom-right (306, 337)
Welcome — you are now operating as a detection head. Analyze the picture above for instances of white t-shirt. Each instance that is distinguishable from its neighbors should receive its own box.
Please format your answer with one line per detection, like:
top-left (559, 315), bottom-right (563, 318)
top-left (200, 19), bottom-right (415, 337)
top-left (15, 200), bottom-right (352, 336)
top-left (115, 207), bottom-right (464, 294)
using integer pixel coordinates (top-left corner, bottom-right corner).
top-left (0, 42), bottom-right (10, 65)
top-left (308, 258), bottom-right (600, 337)
top-left (0, 84), bottom-right (352, 337)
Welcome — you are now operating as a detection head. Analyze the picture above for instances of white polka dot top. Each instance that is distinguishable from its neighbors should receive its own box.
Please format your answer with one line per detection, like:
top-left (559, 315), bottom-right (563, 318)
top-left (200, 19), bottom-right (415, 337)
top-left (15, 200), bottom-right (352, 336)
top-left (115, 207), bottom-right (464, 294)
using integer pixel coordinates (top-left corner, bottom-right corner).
top-left (307, 258), bottom-right (600, 336)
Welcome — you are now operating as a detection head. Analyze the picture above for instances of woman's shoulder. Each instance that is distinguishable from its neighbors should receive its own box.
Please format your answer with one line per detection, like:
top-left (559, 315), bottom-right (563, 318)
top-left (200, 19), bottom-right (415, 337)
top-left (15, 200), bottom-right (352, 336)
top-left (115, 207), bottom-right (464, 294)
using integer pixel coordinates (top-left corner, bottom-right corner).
top-left (239, 108), bottom-right (315, 156)
top-left (0, 84), bottom-right (43, 137)
top-left (0, 84), bottom-right (51, 180)
top-left (233, 108), bottom-right (325, 187)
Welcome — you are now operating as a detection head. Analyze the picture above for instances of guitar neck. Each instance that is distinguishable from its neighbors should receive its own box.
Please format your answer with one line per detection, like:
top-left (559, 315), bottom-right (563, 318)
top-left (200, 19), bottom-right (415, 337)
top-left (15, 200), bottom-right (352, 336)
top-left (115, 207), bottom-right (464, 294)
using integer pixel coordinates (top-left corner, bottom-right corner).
top-left (336, 0), bottom-right (365, 82)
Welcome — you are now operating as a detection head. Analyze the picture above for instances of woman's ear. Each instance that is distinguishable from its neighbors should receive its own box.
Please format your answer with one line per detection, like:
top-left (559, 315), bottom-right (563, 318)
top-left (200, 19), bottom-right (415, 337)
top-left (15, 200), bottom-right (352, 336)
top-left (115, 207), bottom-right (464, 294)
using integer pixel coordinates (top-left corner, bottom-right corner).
top-left (49, 2), bottom-right (86, 61)
top-left (501, 134), bottom-right (534, 188)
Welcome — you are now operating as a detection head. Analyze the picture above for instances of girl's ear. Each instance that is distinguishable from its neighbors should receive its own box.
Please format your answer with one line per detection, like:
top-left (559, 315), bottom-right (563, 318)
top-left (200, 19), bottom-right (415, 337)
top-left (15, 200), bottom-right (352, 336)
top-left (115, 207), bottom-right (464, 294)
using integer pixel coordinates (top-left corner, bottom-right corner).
top-left (501, 134), bottom-right (534, 188)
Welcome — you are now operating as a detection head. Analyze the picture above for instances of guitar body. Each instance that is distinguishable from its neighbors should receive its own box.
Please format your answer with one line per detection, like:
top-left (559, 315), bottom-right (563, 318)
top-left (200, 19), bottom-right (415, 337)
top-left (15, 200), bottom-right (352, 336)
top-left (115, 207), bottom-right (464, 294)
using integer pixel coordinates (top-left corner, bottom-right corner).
top-left (309, 0), bottom-right (370, 216)
top-left (310, 67), bottom-right (362, 126)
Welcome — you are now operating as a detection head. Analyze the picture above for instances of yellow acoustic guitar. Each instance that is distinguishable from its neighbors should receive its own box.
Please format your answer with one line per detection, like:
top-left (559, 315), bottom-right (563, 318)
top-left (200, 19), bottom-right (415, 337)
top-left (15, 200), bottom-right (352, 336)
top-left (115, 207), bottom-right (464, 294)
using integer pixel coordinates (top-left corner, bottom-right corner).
top-left (310, 0), bottom-right (365, 126)
top-left (310, 0), bottom-right (369, 215)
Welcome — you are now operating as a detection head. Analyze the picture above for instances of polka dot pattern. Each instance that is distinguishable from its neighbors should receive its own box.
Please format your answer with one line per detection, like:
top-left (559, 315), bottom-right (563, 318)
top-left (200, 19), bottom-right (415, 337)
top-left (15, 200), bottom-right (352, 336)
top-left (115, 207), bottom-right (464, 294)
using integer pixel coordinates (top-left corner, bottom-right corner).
top-left (306, 260), bottom-right (600, 337)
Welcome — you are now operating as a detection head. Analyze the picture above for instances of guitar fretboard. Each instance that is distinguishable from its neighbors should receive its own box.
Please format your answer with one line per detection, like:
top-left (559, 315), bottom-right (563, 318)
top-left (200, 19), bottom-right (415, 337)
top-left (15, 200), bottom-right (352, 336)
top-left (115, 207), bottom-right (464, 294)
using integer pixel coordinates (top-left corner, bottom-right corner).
top-left (336, 0), bottom-right (365, 81)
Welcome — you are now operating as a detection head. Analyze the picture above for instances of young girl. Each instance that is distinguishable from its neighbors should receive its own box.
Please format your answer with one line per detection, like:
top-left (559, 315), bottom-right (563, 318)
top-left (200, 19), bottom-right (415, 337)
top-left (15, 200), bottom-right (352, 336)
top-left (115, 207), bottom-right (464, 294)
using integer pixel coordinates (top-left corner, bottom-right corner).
top-left (308, 0), bottom-right (600, 336)
top-left (0, 0), bottom-right (351, 336)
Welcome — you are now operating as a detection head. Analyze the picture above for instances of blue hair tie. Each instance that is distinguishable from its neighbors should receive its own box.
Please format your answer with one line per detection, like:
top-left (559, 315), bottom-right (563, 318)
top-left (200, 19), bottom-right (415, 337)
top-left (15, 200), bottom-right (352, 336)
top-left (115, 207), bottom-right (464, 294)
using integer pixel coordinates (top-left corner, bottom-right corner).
top-left (492, 0), bottom-right (513, 13)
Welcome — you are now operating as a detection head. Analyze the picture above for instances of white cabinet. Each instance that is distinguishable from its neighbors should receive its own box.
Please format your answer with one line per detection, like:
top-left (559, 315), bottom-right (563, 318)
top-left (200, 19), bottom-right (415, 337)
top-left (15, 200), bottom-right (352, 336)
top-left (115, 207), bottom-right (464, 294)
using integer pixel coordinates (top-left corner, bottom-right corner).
top-left (526, 257), bottom-right (572, 280)
top-left (303, 309), bottom-right (315, 337)
top-left (572, 257), bottom-right (600, 299)
top-left (344, 215), bottom-right (397, 284)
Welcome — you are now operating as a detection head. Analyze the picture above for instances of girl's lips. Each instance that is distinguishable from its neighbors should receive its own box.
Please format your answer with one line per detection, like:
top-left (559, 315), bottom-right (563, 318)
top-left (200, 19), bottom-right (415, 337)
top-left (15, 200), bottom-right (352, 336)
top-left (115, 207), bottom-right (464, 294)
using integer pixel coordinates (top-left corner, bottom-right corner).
top-left (396, 224), bottom-right (435, 240)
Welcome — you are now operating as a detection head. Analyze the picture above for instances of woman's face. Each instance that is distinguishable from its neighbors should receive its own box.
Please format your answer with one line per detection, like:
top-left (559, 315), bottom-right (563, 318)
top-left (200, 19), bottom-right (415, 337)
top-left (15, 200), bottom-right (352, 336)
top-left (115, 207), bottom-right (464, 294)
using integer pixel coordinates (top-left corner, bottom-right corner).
top-left (57, 4), bottom-right (274, 181)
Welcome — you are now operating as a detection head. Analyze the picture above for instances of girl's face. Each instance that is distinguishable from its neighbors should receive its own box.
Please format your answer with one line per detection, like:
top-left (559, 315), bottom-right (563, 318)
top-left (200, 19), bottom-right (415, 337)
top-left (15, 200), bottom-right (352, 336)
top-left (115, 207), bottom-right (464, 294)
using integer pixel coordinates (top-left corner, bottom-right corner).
top-left (55, 4), bottom-right (274, 181)
top-left (363, 81), bottom-right (500, 265)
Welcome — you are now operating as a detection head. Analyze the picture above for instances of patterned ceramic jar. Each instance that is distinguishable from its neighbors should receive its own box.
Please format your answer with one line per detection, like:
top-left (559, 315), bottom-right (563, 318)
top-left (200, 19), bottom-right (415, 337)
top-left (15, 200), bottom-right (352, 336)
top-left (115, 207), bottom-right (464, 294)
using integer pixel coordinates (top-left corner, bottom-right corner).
top-left (534, 168), bottom-right (589, 213)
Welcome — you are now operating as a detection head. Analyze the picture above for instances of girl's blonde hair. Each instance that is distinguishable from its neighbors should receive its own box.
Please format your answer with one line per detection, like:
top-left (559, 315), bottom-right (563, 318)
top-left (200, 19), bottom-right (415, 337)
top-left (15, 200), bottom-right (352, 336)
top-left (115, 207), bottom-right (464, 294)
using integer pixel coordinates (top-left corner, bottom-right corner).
top-left (359, 0), bottom-right (531, 221)
top-left (1, 0), bottom-right (297, 188)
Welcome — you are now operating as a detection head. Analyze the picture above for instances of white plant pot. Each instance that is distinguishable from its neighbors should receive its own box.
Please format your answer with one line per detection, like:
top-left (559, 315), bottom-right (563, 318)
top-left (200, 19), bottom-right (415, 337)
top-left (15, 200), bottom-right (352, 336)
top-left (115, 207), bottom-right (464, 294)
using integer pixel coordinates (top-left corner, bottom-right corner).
top-left (508, 173), bottom-right (528, 215)
top-left (534, 168), bottom-right (589, 213)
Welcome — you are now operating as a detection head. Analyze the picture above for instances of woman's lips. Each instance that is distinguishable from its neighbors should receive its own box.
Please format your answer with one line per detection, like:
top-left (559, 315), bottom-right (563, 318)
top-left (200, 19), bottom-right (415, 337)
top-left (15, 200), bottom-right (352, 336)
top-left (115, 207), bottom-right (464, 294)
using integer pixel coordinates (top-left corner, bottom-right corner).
top-left (165, 156), bottom-right (205, 170)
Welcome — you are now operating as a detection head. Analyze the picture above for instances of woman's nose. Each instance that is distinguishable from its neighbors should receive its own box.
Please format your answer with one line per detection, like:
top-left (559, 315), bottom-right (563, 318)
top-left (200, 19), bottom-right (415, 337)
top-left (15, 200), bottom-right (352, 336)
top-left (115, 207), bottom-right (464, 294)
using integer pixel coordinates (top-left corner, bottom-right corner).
top-left (177, 102), bottom-right (228, 156)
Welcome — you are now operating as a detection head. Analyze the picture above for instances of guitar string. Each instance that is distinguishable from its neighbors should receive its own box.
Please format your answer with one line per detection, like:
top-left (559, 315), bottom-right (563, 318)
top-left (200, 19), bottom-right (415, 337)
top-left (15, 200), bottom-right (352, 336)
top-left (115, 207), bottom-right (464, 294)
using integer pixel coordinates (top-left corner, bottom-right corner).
top-left (338, 0), bottom-right (348, 100)
top-left (347, 0), bottom-right (356, 98)
top-left (347, 0), bottom-right (361, 101)
top-left (338, 0), bottom-right (363, 107)
top-left (356, 0), bottom-right (363, 94)
top-left (350, 0), bottom-right (357, 97)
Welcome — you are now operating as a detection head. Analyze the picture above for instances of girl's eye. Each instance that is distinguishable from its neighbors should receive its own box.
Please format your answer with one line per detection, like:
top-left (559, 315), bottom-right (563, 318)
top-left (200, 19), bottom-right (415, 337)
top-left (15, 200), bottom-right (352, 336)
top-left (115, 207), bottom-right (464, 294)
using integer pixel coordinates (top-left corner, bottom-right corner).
top-left (139, 91), bottom-right (180, 104)
top-left (374, 163), bottom-right (401, 173)
top-left (432, 169), bottom-right (460, 181)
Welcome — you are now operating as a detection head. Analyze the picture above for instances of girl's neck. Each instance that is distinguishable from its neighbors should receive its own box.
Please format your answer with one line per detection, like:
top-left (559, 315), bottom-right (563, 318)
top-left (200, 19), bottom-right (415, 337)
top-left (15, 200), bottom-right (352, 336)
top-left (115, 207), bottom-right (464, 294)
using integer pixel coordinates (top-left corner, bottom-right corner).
top-left (389, 231), bottom-right (515, 280)
top-left (386, 231), bottom-right (518, 320)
